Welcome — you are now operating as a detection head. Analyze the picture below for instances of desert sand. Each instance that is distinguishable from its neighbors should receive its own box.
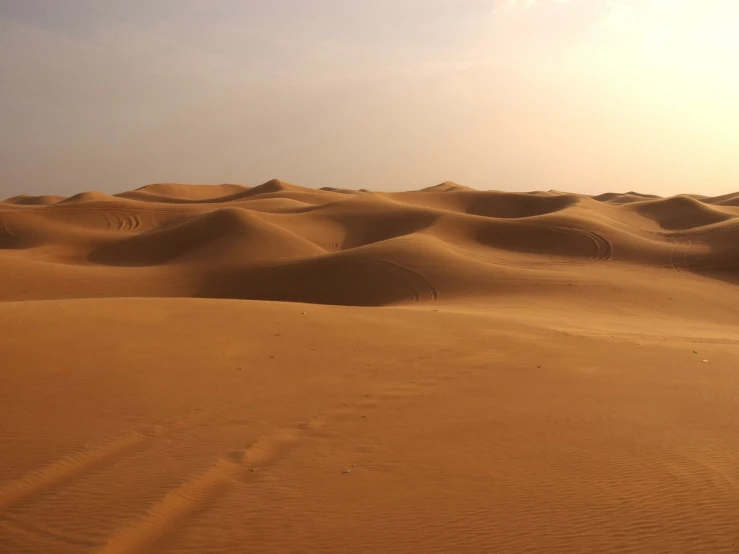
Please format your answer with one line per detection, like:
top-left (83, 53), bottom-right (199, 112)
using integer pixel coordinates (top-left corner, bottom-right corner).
top-left (1, 180), bottom-right (738, 553)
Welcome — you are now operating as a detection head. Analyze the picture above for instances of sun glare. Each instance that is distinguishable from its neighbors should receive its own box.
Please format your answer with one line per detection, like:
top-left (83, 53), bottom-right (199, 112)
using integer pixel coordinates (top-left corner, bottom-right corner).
top-left (595, 0), bottom-right (739, 119)
top-left (641, 0), bottom-right (739, 71)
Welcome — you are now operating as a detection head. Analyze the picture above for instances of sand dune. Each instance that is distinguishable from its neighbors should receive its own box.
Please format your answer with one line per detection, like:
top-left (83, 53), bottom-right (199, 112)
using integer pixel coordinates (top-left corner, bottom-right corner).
top-left (58, 191), bottom-right (123, 205)
top-left (2, 194), bottom-right (67, 206)
top-left (90, 208), bottom-right (326, 267)
top-left (592, 191), bottom-right (659, 204)
top-left (1, 181), bottom-right (737, 301)
top-left (1, 181), bottom-right (739, 553)
top-left (128, 183), bottom-right (250, 200)
top-left (627, 194), bottom-right (736, 231)
top-left (701, 191), bottom-right (739, 207)
top-left (419, 181), bottom-right (475, 193)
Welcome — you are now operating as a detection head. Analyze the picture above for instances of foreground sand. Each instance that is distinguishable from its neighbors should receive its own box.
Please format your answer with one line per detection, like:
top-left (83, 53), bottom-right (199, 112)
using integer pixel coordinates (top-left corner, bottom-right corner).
top-left (1, 182), bottom-right (738, 553)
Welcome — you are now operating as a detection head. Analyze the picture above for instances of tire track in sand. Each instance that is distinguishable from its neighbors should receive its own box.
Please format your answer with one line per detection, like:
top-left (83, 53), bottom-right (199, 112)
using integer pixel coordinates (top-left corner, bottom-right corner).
top-left (543, 226), bottom-right (612, 262)
top-left (3, 381), bottom-right (441, 552)
top-left (1, 515), bottom-right (100, 548)
top-left (95, 458), bottom-right (236, 554)
top-left (95, 387), bottom-right (436, 554)
top-left (2, 367), bottom-right (445, 552)
top-left (0, 402), bottom-right (237, 515)
top-left (356, 257), bottom-right (438, 303)
top-left (0, 217), bottom-right (18, 248)
top-left (95, 414), bottom-right (334, 554)
top-left (122, 213), bottom-right (141, 231)
top-left (452, 226), bottom-right (612, 268)
top-left (668, 237), bottom-right (693, 278)
top-left (576, 228), bottom-right (613, 261)
top-left (102, 212), bottom-right (142, 232)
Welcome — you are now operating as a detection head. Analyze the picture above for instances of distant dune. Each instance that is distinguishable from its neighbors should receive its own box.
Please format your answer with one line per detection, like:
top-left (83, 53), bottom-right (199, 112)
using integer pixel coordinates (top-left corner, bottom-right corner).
top-left (1, 181), bottom-right (738, 554)
top-left (1, 180), bottom-right (737, 303)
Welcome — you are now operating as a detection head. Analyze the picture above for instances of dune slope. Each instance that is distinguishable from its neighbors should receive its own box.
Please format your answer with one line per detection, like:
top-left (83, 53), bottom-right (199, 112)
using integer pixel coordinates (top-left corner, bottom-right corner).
top-left (1, 182), bottom-right (738, 554)
top-left (2, 181), bottom-right (738, 302)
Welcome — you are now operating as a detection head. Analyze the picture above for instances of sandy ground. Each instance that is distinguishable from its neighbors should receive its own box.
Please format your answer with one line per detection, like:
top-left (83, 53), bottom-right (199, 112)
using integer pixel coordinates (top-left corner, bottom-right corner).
top-left (1, 182), bottom-right (738, 553)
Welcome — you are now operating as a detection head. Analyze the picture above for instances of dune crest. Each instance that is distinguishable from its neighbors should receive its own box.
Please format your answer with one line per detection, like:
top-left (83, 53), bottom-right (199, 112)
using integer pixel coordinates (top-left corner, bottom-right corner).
top-left (629, 195), bottom-right (734, 230)
top-left (1, 182), bottom-right (738, 303)
top-left (3, 194), bottom-right (66, 206)
top-left (132, 183), bottom-right (249, 199)
top-left (57, 191), bottom-right (121, 204)
top-left (420, 181), bottom-right (475, 193)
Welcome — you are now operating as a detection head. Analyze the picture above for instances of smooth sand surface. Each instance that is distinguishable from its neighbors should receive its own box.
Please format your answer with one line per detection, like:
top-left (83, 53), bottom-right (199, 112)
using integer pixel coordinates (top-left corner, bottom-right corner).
top-left (1, 181), bottom-right (738, 553)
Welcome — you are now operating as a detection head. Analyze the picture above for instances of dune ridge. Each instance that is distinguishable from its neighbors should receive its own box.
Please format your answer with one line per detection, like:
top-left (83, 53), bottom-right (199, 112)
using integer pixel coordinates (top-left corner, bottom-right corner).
top-left (1, 181), bottom-right (737, 304)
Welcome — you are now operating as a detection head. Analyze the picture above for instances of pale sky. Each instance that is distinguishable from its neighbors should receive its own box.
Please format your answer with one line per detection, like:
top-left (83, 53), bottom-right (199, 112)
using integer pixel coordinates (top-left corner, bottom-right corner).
top-left (1, 0), bottom-right (738, 197)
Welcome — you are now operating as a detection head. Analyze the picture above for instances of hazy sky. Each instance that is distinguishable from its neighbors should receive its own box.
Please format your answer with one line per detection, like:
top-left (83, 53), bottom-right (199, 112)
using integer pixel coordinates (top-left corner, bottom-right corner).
top-left (1, 0), bottom-right (738, 197)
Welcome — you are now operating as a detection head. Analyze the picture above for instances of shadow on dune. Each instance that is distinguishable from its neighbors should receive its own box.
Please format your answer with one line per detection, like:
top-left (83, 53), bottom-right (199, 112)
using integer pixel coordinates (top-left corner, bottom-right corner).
top-left (461, 191), bottom-right (579, 219)
top-left (683, 223), bottom-right (739, 285)
top-left (328, 209), bottom-right (440, 250)
top-left (195, 254), bottom-right (423, 307)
